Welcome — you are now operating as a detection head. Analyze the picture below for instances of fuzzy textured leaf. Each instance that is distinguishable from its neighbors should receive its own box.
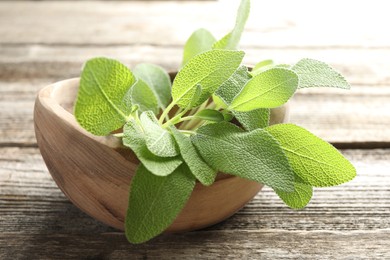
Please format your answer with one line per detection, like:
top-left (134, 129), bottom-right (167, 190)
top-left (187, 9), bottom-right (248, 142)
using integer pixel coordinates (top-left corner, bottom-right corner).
top-left (123, 119), bottom-right (182, 176)
top-left (140, 111), bottom-right (179, 157)
top-left (292, 58), bottom-right (350, 89)
top-left (192, 122), bottom-right (294, 192)
top-left (215, 65), bottom-right (251, 106)
top-left (182, 29), bottom-right (216, 66)
top-left (233, 108), bottom-right (270, 131)
top-left (75, 57), bottom-right (135, 136)
top-left (172, 49), bottom-right (244, 108)
top-left (229, 68), bottom-right (298, 111)
top-left (266, 124), bottom-right (356, 187)
top-left (213, 0), bottom-right (250, 50)
top-left (125, 164), bottom-right (195, 244)
top-left (133, 63), bottom-right (172, 109)
top-left (275, 175), bottom-right (313, 209)
top-left (171, 127), bottom-right (217, 186)
top-left (125, 79), bottom-right (159, 114)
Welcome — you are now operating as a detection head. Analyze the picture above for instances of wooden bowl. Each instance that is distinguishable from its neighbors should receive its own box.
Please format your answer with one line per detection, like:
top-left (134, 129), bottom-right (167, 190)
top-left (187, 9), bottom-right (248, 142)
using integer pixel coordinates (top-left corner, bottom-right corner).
top-left (34, 77), bottom-right (289, 233)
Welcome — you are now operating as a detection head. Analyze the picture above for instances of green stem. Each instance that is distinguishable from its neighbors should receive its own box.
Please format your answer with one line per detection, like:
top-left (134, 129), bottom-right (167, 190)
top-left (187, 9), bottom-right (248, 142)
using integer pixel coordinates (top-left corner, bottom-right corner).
top-left (180, 100), bottom-right (208, 129)
top-left (179, 130), bottom-right (196, 136)
top-left (158, 101), bottom-right (176, 124)
top-left (177, 115), bottom-right (195, 123)
top-left (180, 102), bottom-right (215, 130)
top-left (113, 133), bottom-right (124, 138)
top-left (162, 107), bottom-right (191, 128)
top-left (172, 107), bottom-right (184, 118)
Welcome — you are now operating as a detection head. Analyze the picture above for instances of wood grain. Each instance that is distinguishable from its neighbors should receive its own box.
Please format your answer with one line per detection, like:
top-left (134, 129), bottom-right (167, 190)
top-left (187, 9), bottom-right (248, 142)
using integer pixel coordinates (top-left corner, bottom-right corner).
top-left (1, 1), bottom-right (390, 48)
top-left (1, 46), bottom-right (390, 86)
top-left (1, 231), bottom-right (390, 259)
top-left (1, 0), bottom-right (389, 257)
top-left (1, 148), bottom-right (389, 259)
top-left (1, 80), bottom-right (389, 145)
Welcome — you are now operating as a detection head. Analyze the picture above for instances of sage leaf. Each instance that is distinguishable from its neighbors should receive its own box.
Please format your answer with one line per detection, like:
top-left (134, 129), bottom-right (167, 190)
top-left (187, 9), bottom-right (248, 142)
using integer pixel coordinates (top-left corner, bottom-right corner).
top-left (133, 63), bottom-right (172, 109)
top-left (190, 84), bottom-right (203, 108)
top-left (125, 79), bottom-right (159, 114)
top-left (250, 59), bottom-right (274, 76)
top-left (182, 29), bottom-right (216, 66)
top-left (75, 57), bottom-right (135, 136)
top-left (213, 0), bottom-right (250, 50)
top-left (140, 111), bottom-right (179, 157)
top-left (212, 32), bottom-right (231, 50)
top-left (233, 108), bottom-right (270, 131)
top-left (212, 94), bottom-right (228, 109)
top-left (275, 175), bottom-right (313, 209)
top-left (215, 65), bottom-right (251, 106)
top-left (214, 66), bottom-right (270, 130)
top-left (292, 58), bottom-right (350, 89)
top-left (123, 118), bottom-right (182, 176)
top-left (222, 111), bottom-right (234, 122)
top-left (195, 109), bottom-right (225, 123)
top-left (266, 123), bottom-right (356, 187)
top-left (125, 163), bottom-right (196, 244)
top-left (171, 127), bottom-right (217, 186)
top-left (192, 122), bottom-right (295, 192)
top-left (172, 49), bottom-right (244, 108)
top-left (229, 68), bottom-right (298, 111)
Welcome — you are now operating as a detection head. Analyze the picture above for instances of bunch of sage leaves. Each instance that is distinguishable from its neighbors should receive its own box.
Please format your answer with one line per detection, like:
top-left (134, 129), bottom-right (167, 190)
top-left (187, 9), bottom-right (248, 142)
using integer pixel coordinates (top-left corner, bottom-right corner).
top-left (74, 0), bottom-right (356, 244)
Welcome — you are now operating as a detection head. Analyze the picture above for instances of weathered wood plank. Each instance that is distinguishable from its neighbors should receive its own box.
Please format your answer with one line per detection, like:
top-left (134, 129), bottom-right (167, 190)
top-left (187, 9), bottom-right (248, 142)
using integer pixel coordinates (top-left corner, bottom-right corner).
top-left (0, 148), bottom-right (389, 258)
top-left (1, 231), bottom-right (390, 259)
top-left (1, 1), bottom-right (390, 48)
top-left (1, 80), bottom-right (389, 145)
top-left (1, 46), bottom-right (390, 86)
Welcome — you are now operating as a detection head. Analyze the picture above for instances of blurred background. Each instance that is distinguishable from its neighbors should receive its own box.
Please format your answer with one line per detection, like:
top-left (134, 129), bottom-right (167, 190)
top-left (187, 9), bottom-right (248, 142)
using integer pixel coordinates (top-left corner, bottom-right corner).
top-left (1, 0), bottom-right (389, 258)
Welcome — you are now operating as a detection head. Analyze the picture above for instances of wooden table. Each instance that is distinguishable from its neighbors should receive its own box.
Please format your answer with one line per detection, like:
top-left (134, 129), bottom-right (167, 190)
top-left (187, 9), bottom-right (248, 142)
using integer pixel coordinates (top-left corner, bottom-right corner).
top-left (1, 1), bottom-right (389, 259)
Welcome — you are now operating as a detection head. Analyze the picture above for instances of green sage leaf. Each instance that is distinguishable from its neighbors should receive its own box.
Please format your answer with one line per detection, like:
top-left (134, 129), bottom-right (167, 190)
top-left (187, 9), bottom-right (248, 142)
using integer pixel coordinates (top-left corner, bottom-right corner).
top-left (125, 79), bottom-right (159, 114)
top-left (192, 122), bottom-right (294, 192)
top-left (182, 28), bottom-right (216, 66)
top-left (215, 65), bottom-right (251, 106)
top-left (275, 175), bottom-right (313, 209)
top-left (214, 65), bottom-right (270, 130)
top-left (140, 111), bottom-right (179, 157)
top-left (123, 118), bottom-right (182, 176)
top-left (292, 58), bottom-right (350, 89)
top-left (171, 127), bottom-right (217, 186)
top-left (229, 68), bottom-right (298, 111)
top-left (212, 94), bottom-right (228, 109)
top-left (266, 123), bottom-right (356, 187)
top-left (172, 49), bottom-right (244, 108)
top-left (133, 63), bottom-right (172, 109)
top-left (213, 0), bottom-right (250, 50)
top-left (125, 163), bottom-right (196, 244)
top-left (75, 57), bottom-right (135, 136)
top-left (213, 32), bottom-right (231, 50)
top-left (250, 59), bottom-right (274, 76)
top-left (194, 109), bottom-right (225, 123)
top-left (233, 108), bottom-right (270, 131)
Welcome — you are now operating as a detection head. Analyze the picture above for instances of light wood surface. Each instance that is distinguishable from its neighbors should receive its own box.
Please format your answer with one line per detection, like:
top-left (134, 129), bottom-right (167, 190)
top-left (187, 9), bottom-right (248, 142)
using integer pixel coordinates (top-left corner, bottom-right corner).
top-left (1, 0), bottom-right (390, 259)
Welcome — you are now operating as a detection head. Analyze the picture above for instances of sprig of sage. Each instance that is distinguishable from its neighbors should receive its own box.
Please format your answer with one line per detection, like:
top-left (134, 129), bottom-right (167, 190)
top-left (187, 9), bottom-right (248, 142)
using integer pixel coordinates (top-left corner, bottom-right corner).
top-left (74, 0), bottom-right (356, 244)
